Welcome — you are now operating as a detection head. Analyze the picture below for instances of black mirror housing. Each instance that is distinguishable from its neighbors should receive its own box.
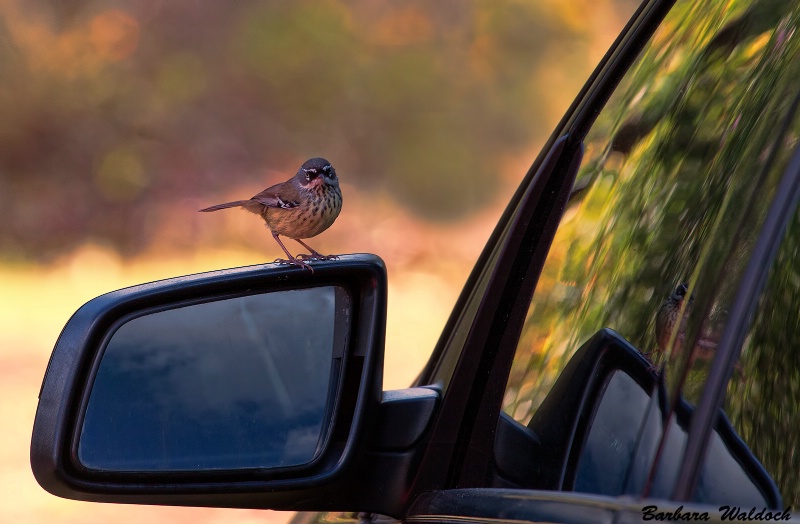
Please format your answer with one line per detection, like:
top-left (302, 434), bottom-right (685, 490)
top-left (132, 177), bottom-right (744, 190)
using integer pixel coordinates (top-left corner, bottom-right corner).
top-left (31, 254), bottom-right (387, 510)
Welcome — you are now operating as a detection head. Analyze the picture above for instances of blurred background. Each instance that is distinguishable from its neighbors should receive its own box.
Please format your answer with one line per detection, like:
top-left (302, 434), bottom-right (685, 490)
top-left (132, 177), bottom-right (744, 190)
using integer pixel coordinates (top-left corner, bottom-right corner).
top-left (0, 0), bottom-right (639, 522)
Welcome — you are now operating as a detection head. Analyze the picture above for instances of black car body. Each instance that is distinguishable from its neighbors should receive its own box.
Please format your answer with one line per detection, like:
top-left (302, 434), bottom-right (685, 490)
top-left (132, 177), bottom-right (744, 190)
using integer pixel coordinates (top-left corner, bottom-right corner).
top-left (32, 0), bottom-right (800, 521)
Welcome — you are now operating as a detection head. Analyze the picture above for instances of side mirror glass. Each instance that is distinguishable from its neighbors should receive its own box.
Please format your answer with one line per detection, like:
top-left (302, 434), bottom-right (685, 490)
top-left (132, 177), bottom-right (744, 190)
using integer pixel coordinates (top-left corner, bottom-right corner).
top-left (80, 287), bottom-right (345, 472)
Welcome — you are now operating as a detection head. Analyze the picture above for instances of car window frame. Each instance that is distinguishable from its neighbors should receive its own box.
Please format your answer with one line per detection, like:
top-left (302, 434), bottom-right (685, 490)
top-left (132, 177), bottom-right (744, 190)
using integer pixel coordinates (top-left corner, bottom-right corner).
top-left (407, 0), bottom-right (679, 497)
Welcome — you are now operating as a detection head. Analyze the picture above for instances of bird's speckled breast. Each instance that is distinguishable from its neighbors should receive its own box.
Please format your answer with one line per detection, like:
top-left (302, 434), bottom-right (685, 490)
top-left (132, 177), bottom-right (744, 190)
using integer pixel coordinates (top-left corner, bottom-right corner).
top-left (264, 184), bottom-right (342, 239)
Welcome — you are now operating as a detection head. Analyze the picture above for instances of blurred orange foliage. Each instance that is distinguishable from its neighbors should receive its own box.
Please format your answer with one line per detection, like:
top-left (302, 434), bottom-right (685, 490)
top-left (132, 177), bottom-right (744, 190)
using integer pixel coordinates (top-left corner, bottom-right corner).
top-left (0, 1), bottom-right (639, 522)
top-left (2, 3), bottom-right (138, 76)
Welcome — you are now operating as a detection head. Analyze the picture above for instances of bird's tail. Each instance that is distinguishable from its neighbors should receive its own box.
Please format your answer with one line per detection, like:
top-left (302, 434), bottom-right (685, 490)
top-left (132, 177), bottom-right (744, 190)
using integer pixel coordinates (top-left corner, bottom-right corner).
top-left (198, 200), bottom-right (247, 212)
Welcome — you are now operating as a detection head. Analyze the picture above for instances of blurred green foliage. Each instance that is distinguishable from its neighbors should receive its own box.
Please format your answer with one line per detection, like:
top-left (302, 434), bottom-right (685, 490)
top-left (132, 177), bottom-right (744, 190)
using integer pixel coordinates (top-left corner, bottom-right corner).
top-left (0, 0), bottom-right (637, 260)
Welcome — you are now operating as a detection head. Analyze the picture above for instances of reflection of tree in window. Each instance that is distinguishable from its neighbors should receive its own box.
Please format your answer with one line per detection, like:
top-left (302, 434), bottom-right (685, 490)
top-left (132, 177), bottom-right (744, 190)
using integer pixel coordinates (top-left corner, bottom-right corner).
top-left (503, 0), bottom-right (800, 425)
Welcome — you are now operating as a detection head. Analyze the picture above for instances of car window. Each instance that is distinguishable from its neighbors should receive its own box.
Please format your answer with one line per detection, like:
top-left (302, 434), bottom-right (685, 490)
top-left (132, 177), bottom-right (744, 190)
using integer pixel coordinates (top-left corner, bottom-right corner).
top-left (500, 0), bottom-right (800, 502)
top-left (724, 181), bottom-right (800, 508)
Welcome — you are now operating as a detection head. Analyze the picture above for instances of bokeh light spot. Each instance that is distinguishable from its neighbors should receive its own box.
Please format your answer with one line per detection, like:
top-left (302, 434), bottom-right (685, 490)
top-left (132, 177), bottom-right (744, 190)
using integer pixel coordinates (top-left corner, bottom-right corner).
top-left (368, 6), bottom-right (433, 46)
top-left (95, 146), bottom-right (149, 201)
top-left (156, 53), bottom-right (208, 104)
top-left (89, 10), bottom-right (140, 62)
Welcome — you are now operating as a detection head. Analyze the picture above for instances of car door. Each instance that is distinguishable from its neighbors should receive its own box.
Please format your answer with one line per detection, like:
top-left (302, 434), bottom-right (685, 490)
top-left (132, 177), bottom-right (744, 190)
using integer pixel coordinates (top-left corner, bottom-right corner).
top-left (397, 0), bottom-right (800, 520)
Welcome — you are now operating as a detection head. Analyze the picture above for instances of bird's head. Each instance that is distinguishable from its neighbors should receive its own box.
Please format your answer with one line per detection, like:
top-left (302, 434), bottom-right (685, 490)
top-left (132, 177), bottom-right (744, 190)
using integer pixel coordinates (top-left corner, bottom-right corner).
top-left (297, 157), bottom-right (338, 189)
top-left (671, 282), bottom-right (694, 305)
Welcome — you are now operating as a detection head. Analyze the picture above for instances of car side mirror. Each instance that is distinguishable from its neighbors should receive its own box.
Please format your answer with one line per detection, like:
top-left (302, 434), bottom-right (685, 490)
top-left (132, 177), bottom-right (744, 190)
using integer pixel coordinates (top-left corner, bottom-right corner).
top-left (31, 255), bottom-right (388, 509)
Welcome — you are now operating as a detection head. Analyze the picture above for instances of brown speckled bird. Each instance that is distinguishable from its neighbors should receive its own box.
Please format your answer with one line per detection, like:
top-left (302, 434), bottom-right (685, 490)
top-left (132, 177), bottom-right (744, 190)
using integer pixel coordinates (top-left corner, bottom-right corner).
top-left (655, 283), bottom-right (692, 354)
top-left (199, 157), bottom-right (342, 271)
top-left (654, 282), bottom-right (720, 364)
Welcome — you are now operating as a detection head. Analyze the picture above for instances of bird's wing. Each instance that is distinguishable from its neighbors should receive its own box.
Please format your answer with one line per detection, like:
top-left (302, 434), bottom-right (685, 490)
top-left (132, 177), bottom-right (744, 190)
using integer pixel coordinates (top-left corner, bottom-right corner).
top-left (251, 193), bottom-right (299, 209)
top-left (250, 184), bottom-right (301, 209)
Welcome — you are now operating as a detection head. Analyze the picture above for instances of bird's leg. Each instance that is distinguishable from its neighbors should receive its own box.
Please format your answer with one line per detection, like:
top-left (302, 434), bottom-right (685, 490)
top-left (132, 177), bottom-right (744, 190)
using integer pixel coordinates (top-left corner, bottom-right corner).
top-left (294, 239), bottom-right (339, 261)
top-left (271, 231), bottom-right (313, 272)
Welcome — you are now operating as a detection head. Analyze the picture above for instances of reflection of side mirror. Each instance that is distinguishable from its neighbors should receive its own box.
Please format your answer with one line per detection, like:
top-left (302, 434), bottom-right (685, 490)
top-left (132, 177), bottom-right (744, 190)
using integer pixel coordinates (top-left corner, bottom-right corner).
top-left (494, 328), bottom-right (781, 508)
top-left (32, 255), bottom-right (435, 513)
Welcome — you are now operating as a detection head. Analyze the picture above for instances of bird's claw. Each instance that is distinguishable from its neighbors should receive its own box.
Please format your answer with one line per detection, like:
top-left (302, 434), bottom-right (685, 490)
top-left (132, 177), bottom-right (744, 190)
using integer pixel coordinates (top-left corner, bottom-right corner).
top-left (273, 257), bottom-right (314, 273)
top-left (296, 253), bottom-right (339, 261)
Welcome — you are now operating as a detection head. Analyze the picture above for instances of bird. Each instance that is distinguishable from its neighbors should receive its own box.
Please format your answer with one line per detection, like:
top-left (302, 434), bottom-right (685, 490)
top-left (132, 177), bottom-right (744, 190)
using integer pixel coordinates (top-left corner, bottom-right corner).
top-left (654, 282), bottom-right (720, 366)
top-left (655, 282), bottom-right (693, 356)
top-left (199, 157), bottom-right (342, 271)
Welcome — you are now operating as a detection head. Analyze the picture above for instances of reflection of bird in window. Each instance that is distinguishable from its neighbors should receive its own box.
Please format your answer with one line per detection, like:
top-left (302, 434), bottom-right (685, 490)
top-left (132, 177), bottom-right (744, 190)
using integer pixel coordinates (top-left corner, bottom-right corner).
top-left (199, 157), bottom-right (342, 271)
top-left (654, 282), bottom-right (720, 365)
top-left (655, 283), bottom-right (692, 355)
